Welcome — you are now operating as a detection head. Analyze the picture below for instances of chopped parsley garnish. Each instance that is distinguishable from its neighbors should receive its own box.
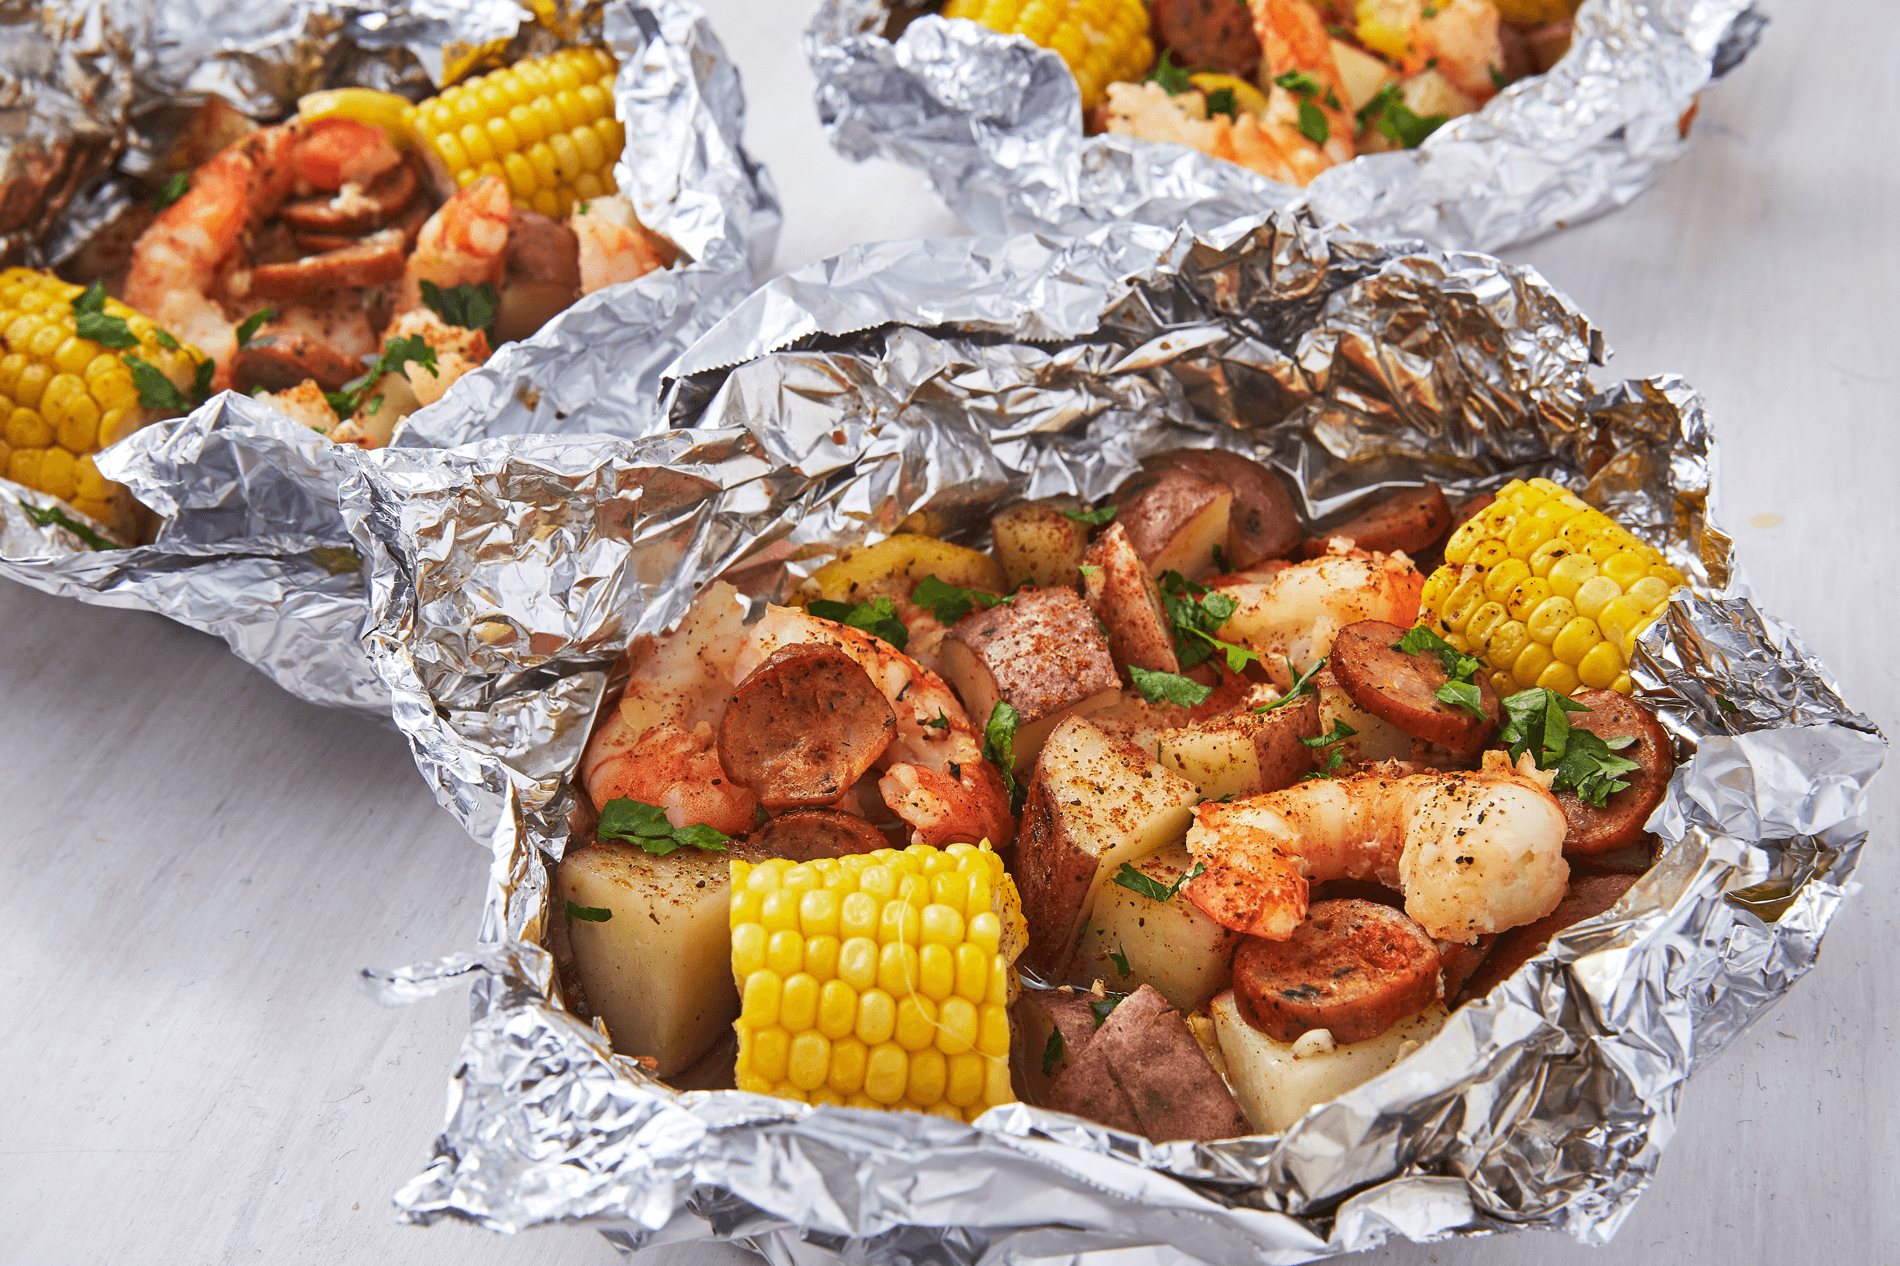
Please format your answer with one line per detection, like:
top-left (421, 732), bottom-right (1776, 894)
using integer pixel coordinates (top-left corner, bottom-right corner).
top-left (564, 901), bottom-right (612, 922)
top-left (1255, 655), bottom-right (1326, 712)
top-left (1088, 991), bottom-right (1130, 1028)
top-left (1274, 70), bottom-right (1321, 98)
top-left (1421, 4), bottom-right (1438, 16)
top-left (234, 309), bottom-right (276, 349)
top-left (1716, 695), bottom-right (1740, 714)
top-left (70, 282), bottom-right (138, 349)
top-left (1108, 943), bottom-right (1130, 975)
top-left (1211, 542), bottom-right (1229, 573)
top-left (1204, 86), bottom-right (1238, 119)
top-left (152, 328), bottom-right (179, 350)
top-left (982, 701), bottom-right (1026, 813)
top-left (1489, 63), bottom-right (1508, 90)
top-left (1297, 99), bottom-right (1330, 146)
top-left (595, 797), bottom-right (731, 856)
top-left (1357, 82), bottom-right (1447, 149)
top-left (323, 333), bottom-right (437, 419)
top-left (1392, 625), bottom-right (1490, 720)
top-left (808, 594), bottom-right (909, 650)
top-left (1158, 570), bottom-right (1259, 673)
top-left (925, 709), bottom-right (950, 730)
top-left (1128, 665), bottom-right (1214, 708)
top-left (1324, 86), bottom-right (1342, 112)
top-left (151, 171), bottom-right (190, 211)
top-left (1111, 859), bottom-right (1206, 904)
top-left (419, 279), bottom-right (499, 331)
top-left (1497, 688), bottom-right (1643, 807)
top-left (1078, 563), bottom-right (1102, 581)
top-left (911, 573), bottom-right (1005, 624)
top-left (1062, 504), bottom-right (1117, 526)
top-left (125, 354), bottom-right (195, 412)
top-left (754, 802), bottom-right (770, 828)
top-left (15, 499), bottom-right (114, 550)
top-left (1145, 49), bottom-right (1195, 95)
top-left (1041, 1028), bottom-right (1065, 1076)
top-left (1298, 719), bottom-right (1358, 781)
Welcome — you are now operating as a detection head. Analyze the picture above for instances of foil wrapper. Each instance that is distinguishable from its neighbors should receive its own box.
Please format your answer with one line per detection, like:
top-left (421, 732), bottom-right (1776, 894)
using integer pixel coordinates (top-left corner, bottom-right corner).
top-left (352, 213), bottom-right (1885, 1259)
top-left (0, 0), bottom-right (780, 713)
top-left (803, 0), bottom-right (1767, 250)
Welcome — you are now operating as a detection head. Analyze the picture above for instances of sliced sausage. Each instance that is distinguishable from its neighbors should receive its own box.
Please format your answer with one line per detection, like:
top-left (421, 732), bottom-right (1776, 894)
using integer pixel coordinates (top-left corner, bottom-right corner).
top-left (1308, 877), bottom-right (1404, 910)
top-left (1231, 899), bottom-right (1441, 1044)
top-left (229, 328), bottom-right (367, 391)
top-left (1436, 934), bottom-right (1496, 1000)
top-left (1554, 690), bottom-right (1675, 857)
top-left (1329, 619), bottom-right (1501, 754)
top-left (278, 161), bottom-right (418, 234)
top-left (1141, 448), bottom-right (1302, 565)
top-left (749, 807), bottom-right (890, 861)
top-left (248, 227), bottom-right (407, 301)
top-left (717, 643), bottom-right (896, 809)
top-left (1456, 874), bottom-right (1637, 1004)
top-left (1302, 484), bottom-right (1451, 559)
top-left (1148, 0), bottom-right (1262, 77)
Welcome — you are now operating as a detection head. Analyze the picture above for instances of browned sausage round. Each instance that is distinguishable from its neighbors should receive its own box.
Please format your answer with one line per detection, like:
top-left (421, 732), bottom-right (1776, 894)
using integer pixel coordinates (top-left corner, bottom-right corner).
top-left (1139, 448), bottom-right (1302, 565)
top-left (1330, 619), bottom-right (1501, 753)
top-left (1231, 899), bottom-right (1442, 1044)
top-left (1303, 485), bottom-right (1451, 559)
top-left (1555, 690), bottom-right (1675, 857)
top-left (229, 327), bottom-right (367, 391)
top-left (279, 161), bottom-right (418, 234)
top-left (1148, 0), bottom-right (1262, 77)
top-left (717, 643), bottom-right (896, 809)
top-left (750, 808), bottom-right (890, 861)
top-left (1456, 874), bottom-right (1637, 1004)
top-left (249, 226), bottom-right (407, 300)
top-left (1435, 934), bottom-right (1496, 1000)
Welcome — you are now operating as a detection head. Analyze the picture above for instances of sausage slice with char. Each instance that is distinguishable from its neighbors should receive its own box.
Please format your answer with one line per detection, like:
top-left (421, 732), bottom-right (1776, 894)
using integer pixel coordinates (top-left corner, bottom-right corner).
top-left (1456, 874), bottom-right (1637, 1003)
top-left (1231, 898), bottom-right (1441, 1044)
top-left (248, 226), bottom-right (407, 300)
top-left (1554, 690), bottom-right (1675, 857)
top-left (1303, 485), bottom-right (1451, 559)
top-left (1330, 619), bottom-right (1501, 755)
top-left (749, 807), bottom-right (890, 860)
top-left (717, 643), bottom-right (896, 809)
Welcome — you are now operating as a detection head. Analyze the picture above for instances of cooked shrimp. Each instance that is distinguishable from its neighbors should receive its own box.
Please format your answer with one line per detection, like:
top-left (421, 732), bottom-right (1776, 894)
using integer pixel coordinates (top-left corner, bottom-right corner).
top-left (1252, 0), bottom-right (1356, 164)
top-left (1103, 81), bottom-right (1337, 188)
top-left (380, 307), bottom-right (491, 408)
top-left (124, 118), bottom-right (402, 371)
top-left (1185, 751), bottom-right (1568, 944)
top-left (1405, 0), bottom-right (1503, 102)
top-left (580, 582), bottom-right (760, 837)
top-left (570, 195), bottom-right (676, 296)
top-left (1216, 545), bottom-right (1423, 691)
top-left (396, 175), bottom-right (512, 313)
top-left (736, 605), bottom-right (1015, 849)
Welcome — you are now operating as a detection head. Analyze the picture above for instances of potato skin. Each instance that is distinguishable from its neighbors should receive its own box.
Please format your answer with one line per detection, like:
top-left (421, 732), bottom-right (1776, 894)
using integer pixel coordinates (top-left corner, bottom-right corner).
top-left (1113, 466), bottom-right (1233, 580)
top-left (1141, 448), bottom-right (1302, 566)
top-left (1082, 522), bottom-right (1179, 676)
top-left (1046, 984), bottom-right (1250, 1142)
top-left (945, 587), bottom-right (1120, 727)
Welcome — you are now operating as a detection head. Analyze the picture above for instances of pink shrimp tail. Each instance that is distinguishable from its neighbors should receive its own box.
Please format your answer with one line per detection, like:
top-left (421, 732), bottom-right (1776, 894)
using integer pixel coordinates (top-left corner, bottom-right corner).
top-left (878, 762), bottom-right (1016, 851)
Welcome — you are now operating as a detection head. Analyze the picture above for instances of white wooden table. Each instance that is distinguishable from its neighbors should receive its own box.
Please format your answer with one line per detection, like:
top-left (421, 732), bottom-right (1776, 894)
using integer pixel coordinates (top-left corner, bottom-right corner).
top-left (2, 1), bottom-right (1894, 1262)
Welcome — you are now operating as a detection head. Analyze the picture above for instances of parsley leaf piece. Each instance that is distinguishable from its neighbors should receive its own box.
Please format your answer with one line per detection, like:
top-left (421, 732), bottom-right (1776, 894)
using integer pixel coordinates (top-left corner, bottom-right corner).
top-left (151, 171), bottom-right (190, 211)
top-left (234, 309), bottom-right (276, 349)
top-left (982, 701), bottom-right (1025, 813)
top-left (596, 797), bottom-right (731, 856)
top-left (14, 499), bottom-right (115, 550)
top-left (1088, 992), bottom-right (1130, 1029)
top-left (1255, 655), bottom-right (1326, 712)
top-left (1297, 98), bottom-right (1330, 146)
top-left (1274, 70), bottom-right (1321, 98)
top-left (1111, 859), bottom-right (1205, 904)
top-left (1041, 1028), bottom-right (1065, 1076)
top-left (1324, 86), bottom-right (1342, 111)
top-left (72, 281), bottom-right (108, 316)
top-left (1211, 542), bottom-right (1229, 574)
top-left (565, 900), bottom-right (612, 922)
top-left (191, 359), bottom-right (215, 403)
top-left (1299, 745), bottom-right (1349, 781)
top-left (152, 328), bottom-right (179, 350)
top-left (1158, 570), bottom-right (1259, 673)
top-left (1129, 665), bottom-right (1215, 708)
top-left (926, 709), bottom-right (949, 730)
top-left (1435, 677), bottom-right (1489, 721)
top-left (1078, 563), bottom-right (1102, 580)
top-left (326, 333), bottom-right (438, 418)
top-left (1145, 49), bottom-right (1194, 95)
top-left (1062, 504), bottom-right (1117, 526)
top-left (808, 594), bottom-right (910, 650)
top-left (1108, 943), bottom-right (1131, 975)
top-left (1497, 687), bottom-right (1589, 767)
top-left (1421, 4), bottom-right (1438, 16)
top-left (419, 279), bottom-right (499, 331)
top-left (1299, 719), bottom-right (1358, 750)
top-left (1204, 86), bottom-right (1238, 119)
top-left (754, 802), bottom-right (770, 828)
top-left (911, 573), bottom-right (1005, 625)
top-left (124, 354), bottom-right (193, 412)
top-left (1555, 730), bottom-right (1640, 807)
top-left (1716, 695), bottom-right (1740, 715)
top-left (1489, 63), bottom-right (1508, 90)
top-left (75, 309), bottom-right (139, 349)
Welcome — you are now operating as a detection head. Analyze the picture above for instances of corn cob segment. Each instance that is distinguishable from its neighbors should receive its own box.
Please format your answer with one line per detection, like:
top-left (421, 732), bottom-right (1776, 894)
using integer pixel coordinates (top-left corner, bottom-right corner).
top-left (408, 47), bottom-right (625, 219)
top-left (1416, 478), bottom-right (1685, 697)
top-left (731, 843), bottom-right (1025, 1120)
top-left (941, 0), bottom-right (1155, 112)
top-left (0, 267), bottom-right (205, 539)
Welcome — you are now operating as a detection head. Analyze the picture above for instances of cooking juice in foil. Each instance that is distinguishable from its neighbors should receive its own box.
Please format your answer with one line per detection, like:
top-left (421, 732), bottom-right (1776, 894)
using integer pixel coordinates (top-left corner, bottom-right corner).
top-left (0, 0), bottom-right (778, 713)
top-left (352, 213), bottom-right (1883, 1261)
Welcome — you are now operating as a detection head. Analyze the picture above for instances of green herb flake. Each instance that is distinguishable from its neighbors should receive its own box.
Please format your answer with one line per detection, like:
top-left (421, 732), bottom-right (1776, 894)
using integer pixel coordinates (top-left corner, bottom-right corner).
top-left (125, 354), bottom-right (194, 412)
top-left (1129, 665), bottom-right (1214, 708)
top-left (234, 309), bottom-right (277, 349)
top-left (419, 279), bottom-right (499, 331)
top-left (1391, 625), bottom-right (1490, 719)
top-left (982, 701), bottom-right (1025, 813)
top-left (191, 359), bottom-right (216, 403)
top-left (153, 328), bottom-right (179, 350)
top-left (1158, 570), bottom-right (1259, 673)
top-left (14, 500), bottom-right (115, 550)
top-left (1108, 943), bottom-right (1131, 975)
top-left (1255, 655), bottom-right (1326, 712)
top-left (1299, 745), bottom-right (1350, 781)
top-left (808, 594), bottom-right (910, 650)
top-left (1489, 63), bottom-right (1508, 90)
top-left (1421, 4), bottom-right (1438, 16)
top-left (1211, 542), bottom-right (1229, 573)
top-left (1087, 991), bottom-right (1129, 1029)
top-left (151, 171), bottom-right (191, 212)
top-left (326, 333), bottom-right (438, 418)
top-left (565, 900), bottom-right (612, 922)
top-left (1497, 688), bottom-right (1644, 807)
top-left (754, 802), bottom-right (771, 828)
top-left (1297, 98), bottom-right (1330, 147)
top-left (926, 709), bottom-right (950, 730)
top-left (309, 546), bottom-right (362, 576)
top-left (1062, 504), bottom-right (1117, 526)
top-left (1041, 1028), bottom-right (1065, 1076)
top-left (1078, 563), bottom-right (1103, 580)
top-left (1145, 49), bottom-right (1195, 95)
top-left (1204, 86), bottom-right (1238, 119)
top-left (1111, 859), bottom-right (1205, 904)
top-left (74, 309), bottom-right (138, 349)
top-left (911, 573), bottom-right (1005, 625)
top-left (1358, 82), bottom-right (1447, 148)
top-left (1273, 70), bottom-right (1321, 98)
top-left (1716, 695), bottom-right (1740, 714)
top-left (1324, 86), bottom-right (1343, 112)
top-left (1299, 719), bottom-right (1358, 750)
top-left (596, 797), bottom-right (731, 856)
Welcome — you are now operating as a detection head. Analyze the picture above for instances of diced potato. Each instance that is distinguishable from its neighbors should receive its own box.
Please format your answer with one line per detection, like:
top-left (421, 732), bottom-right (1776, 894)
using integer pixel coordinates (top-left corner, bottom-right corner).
top-left (1088, 692), bottom-right (1191, 761)
top-left (1071, 840), bottom-right (1240, 1013)
top-left (1015, 716), bottom-right (1203, 976)
top-left (1082, 522), bottom-right (1179, 676)
top-left (1211, 989), bottom-right (1449, 1134)
top-left (1114, 467), bottom-right (1233, 581)
top-left (939, 587), bottom-right (1121, 769)
top-left (1316, 669), bottom-right (1413, 765)
top-left (806, 533), bottom-right (1007, 605)
top-left (992, 498), bottom-right (1091, 589)
top-left (1402, 69), bottom-right (1479, 123)
top-left (557, 842), bottom-right (738, 1077)
top-left (1012, 989), bottom-right (1102, 1105)
top-left (1156, 692), bottom-right (1319, 800)
top-left (1046, 984), bottom-right (1250, 1142)
top-left (1329, 38), bottom-right (1396, 112)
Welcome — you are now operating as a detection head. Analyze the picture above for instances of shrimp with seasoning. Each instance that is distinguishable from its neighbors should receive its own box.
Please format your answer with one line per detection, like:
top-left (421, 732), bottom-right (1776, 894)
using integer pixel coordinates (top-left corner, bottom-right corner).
top-left (1215, 544), bottom-right (1424, 691)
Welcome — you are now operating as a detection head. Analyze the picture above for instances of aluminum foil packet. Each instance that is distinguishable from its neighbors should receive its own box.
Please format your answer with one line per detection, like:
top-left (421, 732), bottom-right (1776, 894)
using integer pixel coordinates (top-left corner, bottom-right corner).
top-left (351, 212), bottom-right (1883, 1260)
top-left (0, 0), bottom-right (779, 713)
top-left (803, 0), bottom-right (1767, 249)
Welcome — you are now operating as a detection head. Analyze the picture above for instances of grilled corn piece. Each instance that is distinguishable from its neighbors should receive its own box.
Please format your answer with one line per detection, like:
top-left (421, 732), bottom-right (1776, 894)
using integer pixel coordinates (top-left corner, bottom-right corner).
top-left (0, 268), bottom-right (204, 539)
top-left (941, 0), bottom-right (1155, 112)
top-left (730, 843), bottom-right (1024, 1120)
top-left (1417, 478), bottom-right (1685, 697)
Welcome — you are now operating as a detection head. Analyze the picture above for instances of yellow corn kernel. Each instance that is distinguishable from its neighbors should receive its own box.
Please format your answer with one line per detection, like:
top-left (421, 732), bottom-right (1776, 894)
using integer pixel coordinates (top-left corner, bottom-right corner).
top-left (760, 888), bottom-right (800, 932)
top-left (37, 446), bottom-right (76, 499)
top-left (1535, 660), bottom-right (1580, 696)
top-left (741, 970), bottom-right (781, 1028)
top-left (787, 1032), bottom-right (830, 1090)
top-left (828, 1036), bottom-right (868, 1094)
top-left (1464, 600), bottom-right (1507, 646)
top-left (1576, 641), bottom-right (1625, 690)
top-left (864, 1042), bottom-right (909, 1104)
top-left (838, 935), bottom-right (878, 991)
top-left (780, 973), bottom-right (820, 1032)
top-left (943, 0), bottom-right (1152, 110)
top-left (818, 979), bottom-right (857, 1039)
top-left (804, 934), bottom-right (840, 982)
top-left (732, 922), bottom-right (767, 977)
top-left (877, 941), bottom-right (920, 995)
top-left (918, 943), bottom-right (955, 1002)
top-left (1551, 617), bottom-right (1603, 666)
top-left (1482, 558), bottom-right (1531, 602)
top-left (766, 927), bottom-right (803, 977)
top-left (856, 988), bottom-right (896, 1045)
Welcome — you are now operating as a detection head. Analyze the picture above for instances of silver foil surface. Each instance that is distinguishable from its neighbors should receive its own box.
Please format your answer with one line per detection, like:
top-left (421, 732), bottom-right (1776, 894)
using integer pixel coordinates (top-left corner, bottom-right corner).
top-left (804, 0), bottom-right (1766, 249)
top-left (353, 212), bottom-right (1884, 1260)
top-left (0, 0), bottom-right (779, 714)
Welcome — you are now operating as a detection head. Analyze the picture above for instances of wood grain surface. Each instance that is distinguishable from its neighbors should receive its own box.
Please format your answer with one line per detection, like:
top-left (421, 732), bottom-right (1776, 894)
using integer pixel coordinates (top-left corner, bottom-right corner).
top-left (1, 0), bottom-right (1893, 1262)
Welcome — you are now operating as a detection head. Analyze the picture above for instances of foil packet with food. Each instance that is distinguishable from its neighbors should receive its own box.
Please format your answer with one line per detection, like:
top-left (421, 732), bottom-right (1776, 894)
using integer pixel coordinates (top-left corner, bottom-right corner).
top-left (349, 212), bottom-right (1882, 1260)
top-left (0, 0), bottom-right (778, 712)
top-left (805, 0), bottom-right (1765, 247)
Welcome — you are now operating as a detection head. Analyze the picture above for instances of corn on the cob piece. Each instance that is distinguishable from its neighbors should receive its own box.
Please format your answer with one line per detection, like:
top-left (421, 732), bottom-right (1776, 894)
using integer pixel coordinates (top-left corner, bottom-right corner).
top-left (941, 0), bottom-right (1155, 113)
top-left (0, 267), bottom-right (205, 539)
top-left (1416, 478), bottom-right (1685, 697)
top-left (409, 47), bottom-right (625, 219)
top-left (730, 842), bottom-right (1025, 1120)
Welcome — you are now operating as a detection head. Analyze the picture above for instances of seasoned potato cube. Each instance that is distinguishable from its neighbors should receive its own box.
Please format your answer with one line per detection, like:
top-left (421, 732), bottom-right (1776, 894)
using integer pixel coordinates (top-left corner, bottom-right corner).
top-left (1155, 691), bottom-right (1320, 800)
top-left (557, 842), bottom-right (737, 1077)
top-left (1072, 840), bottom-right (1240, 1012)
top-left (1012, 988), bottom-right (1102, 1105)
top-left (1045, 984), bottom-right (1250, 1142)
top-left (805, 533), bottom-right (1006, 605)
top-left (1082, 522), bottom-right (1179, 676)
top-left (1328, 38), bottom-right (1395, 112)
top-left (992, 497), bottom-right (1091, 589)
top-left (1315, 669), bottom-right (1413, 764)
top-left (1113, 466), bottom-right (1233, 581)
top-left (1015, 716), bottom-right (1202, 976)
top-left (939, 586), bottom-right (1121, 769)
